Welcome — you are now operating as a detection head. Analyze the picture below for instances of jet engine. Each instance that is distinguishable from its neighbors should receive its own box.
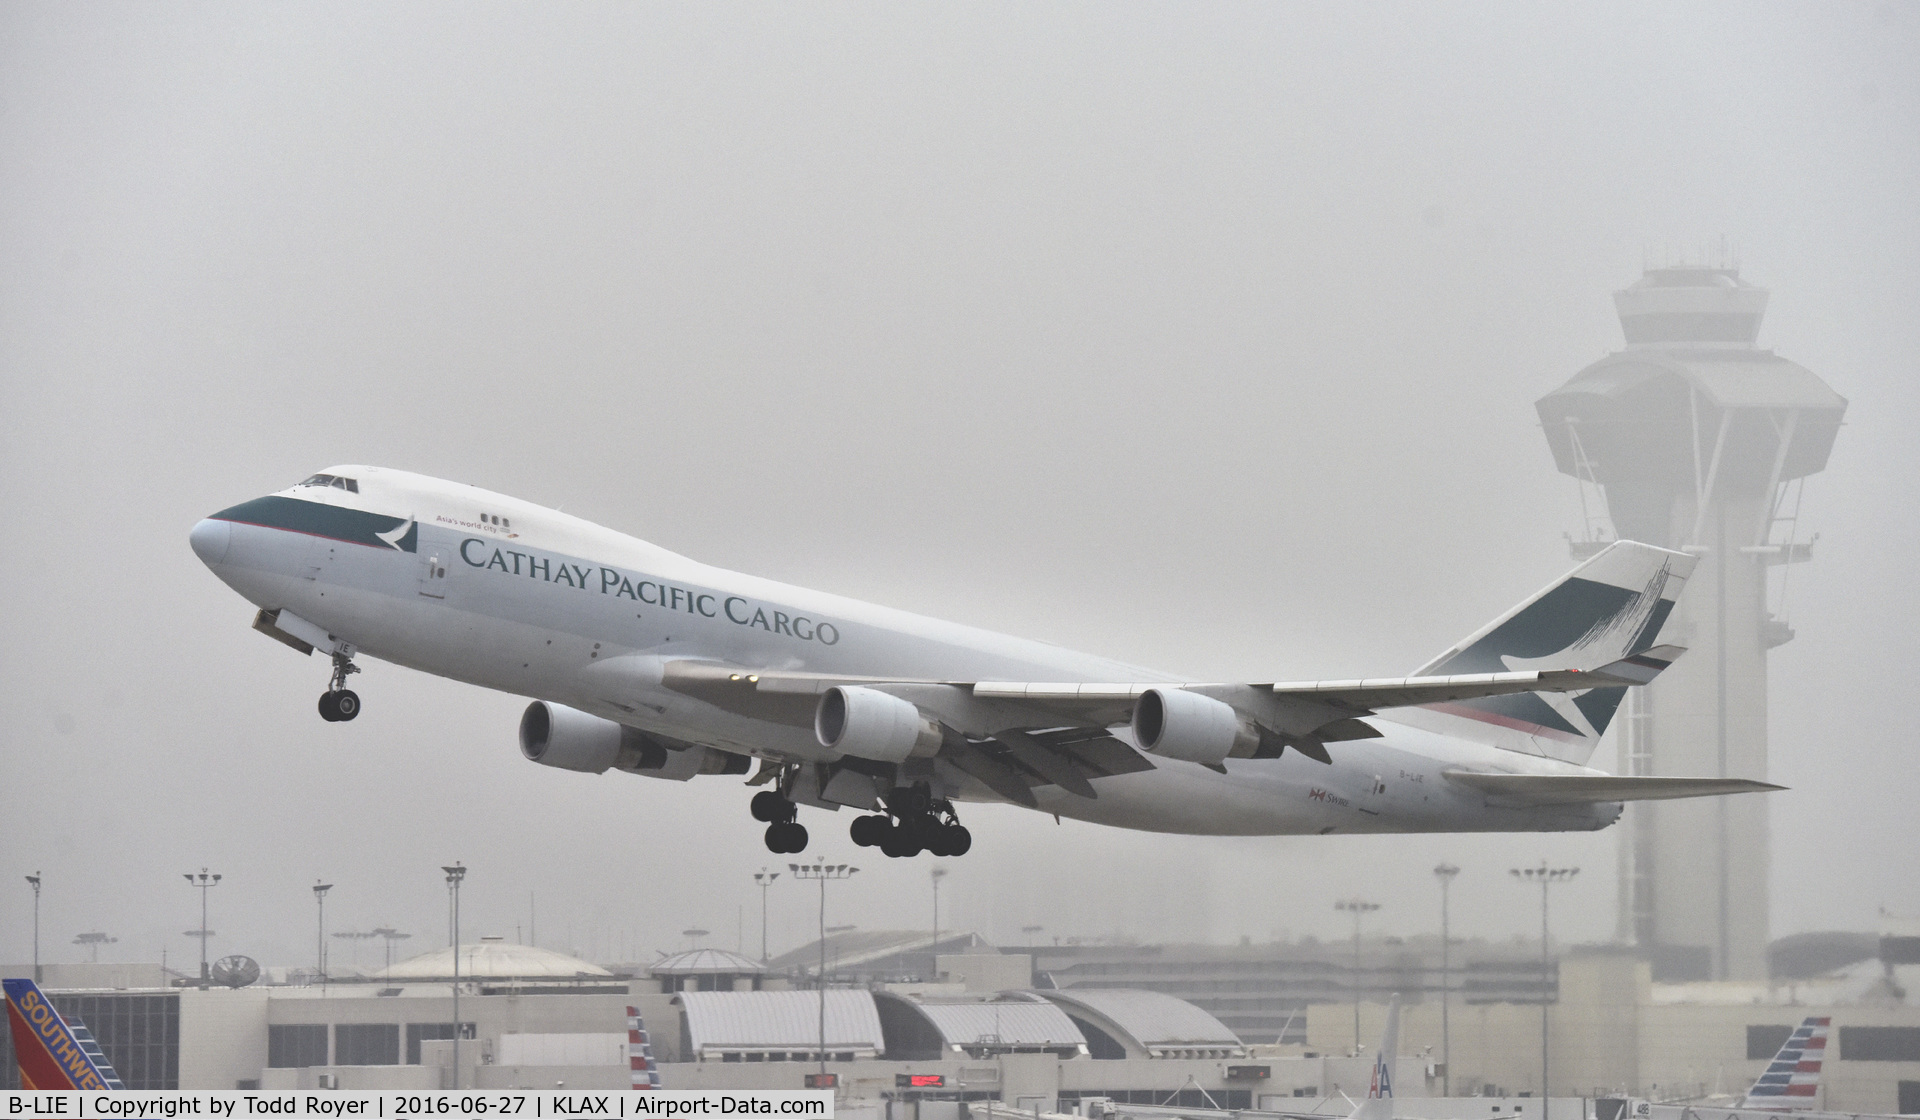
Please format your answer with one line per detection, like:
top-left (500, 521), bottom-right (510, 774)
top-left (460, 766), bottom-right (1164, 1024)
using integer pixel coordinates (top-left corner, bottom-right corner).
top-left (519, 701), bottom-right (748, 780)
top-left (814, 686), bottom-right (943, 763)
top-left (1130, 688), bottom-right (1259, 766)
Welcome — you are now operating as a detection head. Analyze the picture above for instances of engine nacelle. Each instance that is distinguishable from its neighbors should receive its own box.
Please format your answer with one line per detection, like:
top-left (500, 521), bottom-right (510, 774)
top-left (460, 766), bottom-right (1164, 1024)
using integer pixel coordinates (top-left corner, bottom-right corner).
top-left (814, 686), bottom-right (943, 763)
top-left (1130, 688), bottom-right (1258, 766)
top-left (519, 702), bottom-right (749, 781)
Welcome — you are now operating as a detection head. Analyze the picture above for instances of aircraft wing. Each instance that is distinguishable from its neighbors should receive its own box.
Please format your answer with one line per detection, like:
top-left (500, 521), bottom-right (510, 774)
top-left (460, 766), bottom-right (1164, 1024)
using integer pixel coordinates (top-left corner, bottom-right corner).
top-left (700, 644), bottom-right (1682, 721)
top-left (1442, 771), bottom-right (1785, 804)
top-left (658, 646), bottom-right (1687, 779)
top-left (1259, 644), bottom-right (1684, 710)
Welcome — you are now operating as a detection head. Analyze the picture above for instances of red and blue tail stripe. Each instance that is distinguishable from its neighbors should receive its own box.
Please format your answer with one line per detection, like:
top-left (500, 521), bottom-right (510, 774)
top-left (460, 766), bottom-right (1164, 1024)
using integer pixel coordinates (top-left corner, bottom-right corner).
top-left (1742, 1016), bottom-right (1829, 1110)
top-left (626, 1005), bottom-right (662, 1090)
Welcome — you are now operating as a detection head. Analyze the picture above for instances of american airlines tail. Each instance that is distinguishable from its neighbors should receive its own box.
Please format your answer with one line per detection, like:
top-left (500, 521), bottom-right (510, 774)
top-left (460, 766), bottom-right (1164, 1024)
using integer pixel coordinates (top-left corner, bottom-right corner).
top-left (1741, 1016), bottom-right (1831, 1110)
top-left (1350, 994), bottom-right (1401, 1120)
top-left (1396, 541), bottom-right (1694, 765)
top-left (4, 978), bottom-right (126, 1091)
top-left (626, 1005), bottom-right (662, 1089)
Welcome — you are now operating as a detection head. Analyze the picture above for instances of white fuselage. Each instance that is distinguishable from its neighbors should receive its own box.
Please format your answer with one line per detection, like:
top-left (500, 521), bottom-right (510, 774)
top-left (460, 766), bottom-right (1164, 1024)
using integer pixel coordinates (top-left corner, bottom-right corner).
top-left (190, 466), bottom-right (1620, 837)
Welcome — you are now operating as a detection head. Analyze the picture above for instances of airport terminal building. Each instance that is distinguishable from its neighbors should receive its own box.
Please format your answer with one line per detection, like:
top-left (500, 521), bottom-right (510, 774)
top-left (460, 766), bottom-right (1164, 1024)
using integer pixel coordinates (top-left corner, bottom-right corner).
top-left (5, 933), bottom-right (1917, 1114)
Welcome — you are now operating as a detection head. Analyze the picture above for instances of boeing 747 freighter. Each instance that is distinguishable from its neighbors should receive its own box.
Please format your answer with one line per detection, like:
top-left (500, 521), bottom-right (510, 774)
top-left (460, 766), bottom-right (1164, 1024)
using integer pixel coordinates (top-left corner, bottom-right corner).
top-left (190, 466), bottom-right (1779, 857)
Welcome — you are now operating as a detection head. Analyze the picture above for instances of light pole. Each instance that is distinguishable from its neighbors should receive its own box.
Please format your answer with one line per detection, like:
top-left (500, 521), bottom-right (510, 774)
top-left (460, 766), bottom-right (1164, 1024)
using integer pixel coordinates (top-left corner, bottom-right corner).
top-left (442, 863), bottom-right (466, 1090)
top-left (73, 932), bottom-right (117, 962)
top-left (26, 873), bottom-right (41, 984)
top-left (930, 866), bottom-right (948, 973)
top-left (1511, 862), bottom-right (1578, 1119)
top-left (372, 927), bottom-right (411, 973)
top-left (334, 929), bottom-right (379, 971)
top-left (1335, 898), bottom-right (1380, 1053)
top-left (790, 858), bottom-right (857, 1088)
top-left (313, 882), bottom-right (333, 991)
top-left (183, 868), bottom-right (222, 988)
top-left (754, 869), bottom-right (780, 961)
top-left (1433, 863), bottom-right (1460, 1096)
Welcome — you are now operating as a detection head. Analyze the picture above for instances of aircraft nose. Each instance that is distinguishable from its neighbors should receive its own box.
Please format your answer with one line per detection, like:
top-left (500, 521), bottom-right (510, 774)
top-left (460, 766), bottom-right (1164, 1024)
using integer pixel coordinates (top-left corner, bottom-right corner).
top-left (189, 518), bottom-right (232, 566)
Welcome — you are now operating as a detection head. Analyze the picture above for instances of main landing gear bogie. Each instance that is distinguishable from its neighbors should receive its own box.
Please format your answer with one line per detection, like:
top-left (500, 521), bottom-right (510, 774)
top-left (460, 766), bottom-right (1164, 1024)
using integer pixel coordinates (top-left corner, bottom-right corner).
top-left (850, 790), bottom-right (970, 858)
top-left (752, 789), bottom-right (809, 854)
top-left (317, 649), bottom-right (362, 723)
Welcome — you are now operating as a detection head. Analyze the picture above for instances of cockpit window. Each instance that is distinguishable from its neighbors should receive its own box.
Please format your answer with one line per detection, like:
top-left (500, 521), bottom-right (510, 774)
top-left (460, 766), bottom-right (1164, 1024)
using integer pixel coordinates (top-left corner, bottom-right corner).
top-left (299, 473), bottom-right (359, 493)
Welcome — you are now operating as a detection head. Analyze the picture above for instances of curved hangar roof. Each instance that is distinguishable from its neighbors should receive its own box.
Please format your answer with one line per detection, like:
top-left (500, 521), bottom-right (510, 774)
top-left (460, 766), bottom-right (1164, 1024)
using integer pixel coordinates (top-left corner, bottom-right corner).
top-left (674, 990), bottom-right (883, 1061)
top-left (378, 942), bottom-right (613, 981)
top-left (873, 991), bottom-right (1086, 1060)
top-left (1040, 989), bottom-right (1245, 1060)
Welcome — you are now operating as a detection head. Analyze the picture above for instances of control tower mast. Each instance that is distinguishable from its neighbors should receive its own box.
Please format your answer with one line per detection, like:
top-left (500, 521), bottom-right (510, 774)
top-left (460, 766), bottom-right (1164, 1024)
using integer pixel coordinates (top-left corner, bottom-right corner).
top-left (1536, 259), bottom-right (1845, 981)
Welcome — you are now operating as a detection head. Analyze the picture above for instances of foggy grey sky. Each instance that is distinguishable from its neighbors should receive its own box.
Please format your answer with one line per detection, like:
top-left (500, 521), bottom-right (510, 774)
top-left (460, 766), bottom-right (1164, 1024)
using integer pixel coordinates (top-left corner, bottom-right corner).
top-left (3, 3), bottom-right (1916, 973)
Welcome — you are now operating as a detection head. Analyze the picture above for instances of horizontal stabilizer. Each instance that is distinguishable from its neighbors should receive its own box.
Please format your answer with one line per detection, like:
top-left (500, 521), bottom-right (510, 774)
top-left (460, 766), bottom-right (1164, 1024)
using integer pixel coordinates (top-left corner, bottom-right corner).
top-left (1443, 771), bottom-right (1784, 804)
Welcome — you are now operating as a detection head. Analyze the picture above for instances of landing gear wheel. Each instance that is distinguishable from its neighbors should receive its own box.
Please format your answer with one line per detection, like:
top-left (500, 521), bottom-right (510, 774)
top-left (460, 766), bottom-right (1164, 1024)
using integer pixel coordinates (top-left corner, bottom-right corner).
top-left (943, 825), bottom-right (972, 856)
top-left (765, 821), bottom-right (809, 854)
top-left (850, 815), bottom-right (888, 847)
top-left (881, 828), bottom-right (921, 859)
top-left (751, 790), bottom-right (793, 823)
top-left (319, 649), bottom-right (361, 722)
top-left (924, 824), bottom-right (956, 857)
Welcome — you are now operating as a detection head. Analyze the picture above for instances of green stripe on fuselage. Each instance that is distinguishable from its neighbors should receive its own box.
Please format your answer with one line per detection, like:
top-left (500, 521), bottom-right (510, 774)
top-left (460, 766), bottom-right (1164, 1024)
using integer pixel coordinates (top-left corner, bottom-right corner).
top-left (212, 495), bottom-right (415, 552)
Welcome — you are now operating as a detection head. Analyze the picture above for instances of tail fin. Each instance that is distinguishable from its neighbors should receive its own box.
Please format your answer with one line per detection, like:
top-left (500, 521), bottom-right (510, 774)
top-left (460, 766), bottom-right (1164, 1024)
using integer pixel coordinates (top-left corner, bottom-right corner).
top-left (1398, 541), bottom-right (1694, 765)
top-left (1350, 994), bottom-right (1401, 1120)
top-left (4, 978), bottom-right (126, 1090)
top-left (626, 1005), bottom-right (662, 1090)
top-left (1741, 1016), bottom-right (1830, 1110)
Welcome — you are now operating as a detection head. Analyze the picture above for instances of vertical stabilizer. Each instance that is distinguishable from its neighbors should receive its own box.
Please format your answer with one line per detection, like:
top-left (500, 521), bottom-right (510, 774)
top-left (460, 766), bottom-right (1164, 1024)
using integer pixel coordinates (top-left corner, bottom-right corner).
top-left (1391, 541), bottom-right (1694, 765)
top-left (1740, 1016), bottom-right (1829, 1110)
top-left (4, 978), bottom-right (126, 1090)
top-left (626, 1005), bottom-right (662, 1090)
top-left (1350, 994), bottom-right (1401, 1120)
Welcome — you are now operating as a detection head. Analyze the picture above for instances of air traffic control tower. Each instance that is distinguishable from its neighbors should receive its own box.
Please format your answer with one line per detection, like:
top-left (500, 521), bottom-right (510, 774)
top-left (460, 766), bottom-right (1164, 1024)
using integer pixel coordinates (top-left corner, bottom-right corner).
top-left (1536, 262), bottom-right (1846, 982)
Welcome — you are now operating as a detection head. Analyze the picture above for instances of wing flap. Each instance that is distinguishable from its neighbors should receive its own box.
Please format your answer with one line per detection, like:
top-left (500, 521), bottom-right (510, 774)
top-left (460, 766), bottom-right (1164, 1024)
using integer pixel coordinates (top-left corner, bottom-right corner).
top-left (1443, 771), bottom-right (1784, 804)
top-left (993, 729), bottom-right (1099, 798)
top-left (943, 740), bottom-right (1040, 807)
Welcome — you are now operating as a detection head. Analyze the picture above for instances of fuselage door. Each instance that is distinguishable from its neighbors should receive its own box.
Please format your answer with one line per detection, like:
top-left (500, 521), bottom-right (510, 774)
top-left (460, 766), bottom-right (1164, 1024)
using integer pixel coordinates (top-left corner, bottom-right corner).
top-left (419, 550), bottom-right (449, 598)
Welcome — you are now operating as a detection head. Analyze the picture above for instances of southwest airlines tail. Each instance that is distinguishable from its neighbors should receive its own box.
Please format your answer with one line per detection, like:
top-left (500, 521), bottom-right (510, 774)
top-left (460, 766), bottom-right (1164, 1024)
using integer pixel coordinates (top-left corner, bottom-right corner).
top-left (1405, 541), bottom-right (1694, 765)
top-left (1741, 1016), bottom-right (1830, 1110)
top-left (1349, 994), bottom-right (1401, 1120)
top-left (4, 978), bottom-right (126, 1090)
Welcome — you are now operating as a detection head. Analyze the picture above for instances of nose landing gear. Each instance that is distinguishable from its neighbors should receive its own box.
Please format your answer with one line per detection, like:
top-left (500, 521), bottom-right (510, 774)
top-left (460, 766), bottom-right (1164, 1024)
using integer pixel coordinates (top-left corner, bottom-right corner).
top-left (752, 789), bottom-right (809, 854)
top-left (318, 649), bottom-right (361, 723)
top-left (849, 785), bottom-right (971, 858)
